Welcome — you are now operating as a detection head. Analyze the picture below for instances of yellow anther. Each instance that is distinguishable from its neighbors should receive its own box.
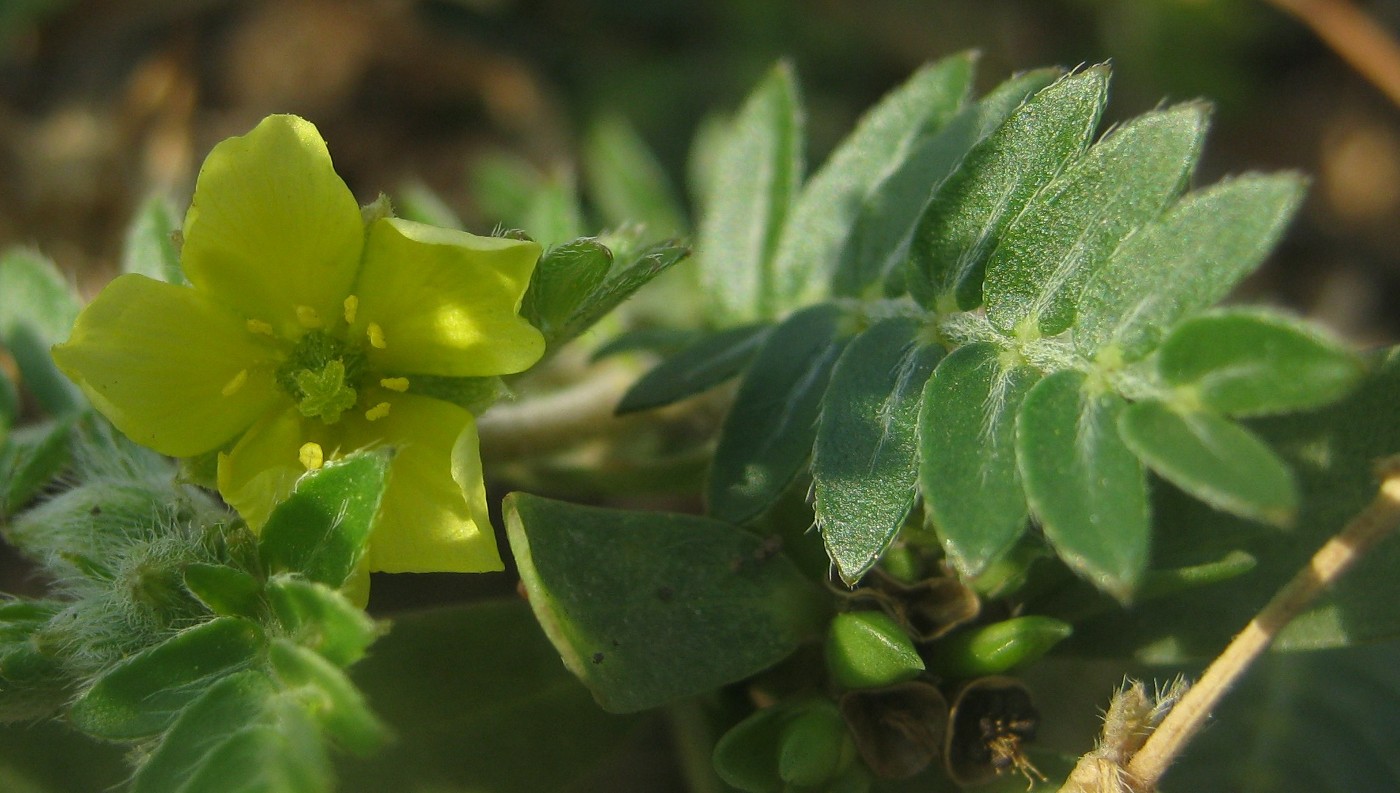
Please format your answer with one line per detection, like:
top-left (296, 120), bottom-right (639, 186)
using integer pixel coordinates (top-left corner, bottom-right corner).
top-left (379, 377), bottom-right (409, 392)
top-left (298, 442), bottom-right (325, 471)
top-left (365, 402), bottom-right (392, 422)
top-left (367, 322), bottom-right (386, 349)
top-left (246, 319), bottom-right (275, 337)
top-left (295, 305), bottom-right (323, 329)
top-left (343, 295), bottom-right (359, 324)
top-left (221, 369), bottom-right (249, 397)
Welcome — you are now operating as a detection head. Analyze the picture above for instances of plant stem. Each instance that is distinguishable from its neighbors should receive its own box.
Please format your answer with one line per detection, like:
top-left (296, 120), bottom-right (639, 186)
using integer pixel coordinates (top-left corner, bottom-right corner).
top-left (476, 363), bottom-right (637, 462)
top-left (1122, 461), bottom-right (1400, 790)
top-left (667, 698), bottom-right (727, 793)
top-left (1263, 0), bottom-right (1400, 108)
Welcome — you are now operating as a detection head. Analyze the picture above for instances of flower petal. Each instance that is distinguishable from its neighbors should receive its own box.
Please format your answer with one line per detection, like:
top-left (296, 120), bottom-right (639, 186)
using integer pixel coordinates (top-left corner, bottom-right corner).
top-left (341, 394), bottom-right (502, 573)
top-left (218, 406), bottom-right (313, 531)
top-left (353, 218), bottom-right (544, 377)
top-left (52, 274), bottom-right (281, 457)
top-left (181, 115), bottom-right (364, 332)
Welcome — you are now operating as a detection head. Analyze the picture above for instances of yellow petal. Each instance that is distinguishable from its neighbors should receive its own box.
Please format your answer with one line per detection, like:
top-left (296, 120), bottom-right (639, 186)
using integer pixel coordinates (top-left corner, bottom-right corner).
top-left (52, 274), bottom-right (281, 457)
top-left (340, 394), bottom-right (502, 573)
top-left (181, 115), bottom-right (364, 333)
top-left (353, 218), bottom-right (545, 377)
top-left (217, 406), bottom-right (315, 531)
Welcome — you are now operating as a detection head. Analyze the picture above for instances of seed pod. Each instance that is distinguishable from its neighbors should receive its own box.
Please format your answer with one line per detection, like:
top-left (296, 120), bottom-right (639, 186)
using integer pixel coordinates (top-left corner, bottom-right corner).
top-left (839, 681), bottom-right (949, 779)
top-left (925, 615), bottom-right (1073, 678)
top-left (944, 676), bottom-right (1044, 787)
top-left (825, 610), bottom-right (924, 690)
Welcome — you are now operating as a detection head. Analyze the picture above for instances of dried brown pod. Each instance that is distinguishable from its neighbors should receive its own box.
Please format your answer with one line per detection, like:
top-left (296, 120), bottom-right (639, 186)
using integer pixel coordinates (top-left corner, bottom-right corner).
top-left (838, 680), bottom-right (950, 779)
top-left (944, 676), bottom-right (1044, 788)
top-left (831, 568), bottom-right (981, 643)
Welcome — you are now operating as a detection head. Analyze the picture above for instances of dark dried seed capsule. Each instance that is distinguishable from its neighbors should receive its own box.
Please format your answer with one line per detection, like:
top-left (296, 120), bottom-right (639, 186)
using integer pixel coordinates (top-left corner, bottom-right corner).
top-left (839, 681), bottom-right (949, 779)
top-left (944, 676), bottom-right (1045, 787)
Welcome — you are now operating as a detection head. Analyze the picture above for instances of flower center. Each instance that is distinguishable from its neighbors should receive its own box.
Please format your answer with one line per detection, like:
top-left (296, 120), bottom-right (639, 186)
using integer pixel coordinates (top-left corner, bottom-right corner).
top-left (277, 330), bottom-right (367, 424)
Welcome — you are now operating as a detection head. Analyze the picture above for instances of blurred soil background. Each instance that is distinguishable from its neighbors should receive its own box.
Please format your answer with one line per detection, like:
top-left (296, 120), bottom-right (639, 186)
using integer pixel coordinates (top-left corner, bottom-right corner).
top-left (2, 0), bottom-right (1400, 342)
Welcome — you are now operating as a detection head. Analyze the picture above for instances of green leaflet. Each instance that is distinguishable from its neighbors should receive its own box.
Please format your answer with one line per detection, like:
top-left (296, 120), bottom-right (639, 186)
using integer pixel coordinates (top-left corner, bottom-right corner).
top-left (583, 114), bottom-right (688, 238)
top-left (269, 640), bottom-right (387, 756)
top-left (1157, 309), bottom-right (1365, 417)
top-left (0, 417), bottom-right (73, 517)
top-left (813, 317), bottom-right (943, 584)
top-left (837, 66), bottom-right (1062, 300)
top-left (709, 303), bottom-right (847, 524)
top-left (130, 671), bottom-right (280, 793)
top-left (69, 617), bottom-right (265, 740)
top-left (770, 53), bottom-right (974, 310)
top-left (615, 322), bottom-right (772, 415)
top-left (258, 452), bottom-right (391, 588)
top-left (265, 576), bottom-right (379, 668)
top-left (907, 65), bottom-right (1106, 311)
top-left (1074, 174), bottom-right (1307, 361)
top-left (175, 701), bottom-right (331, 793)
top-left (1064, 347), bottom-right (1400, 660)
top-left (520, 171), bottom-right (584, 250)
top-left (0, 248), bottom-right (82, 415)
top-left (1119, 400), bottom-right (1297, 527)
top-left (1017, 370), bottom-right (1150, 602)
top-left (393, 180), bottom-right (465, 230)
top-left (122, 193), bottom-right (185, 285)
top-left (340, 600), bottom-right (644, 792)
top-left (984, 102), bottom-right (1210, 338)
top-left (918, 343), bottom-right (1040, 577)
top-left (504, 493), bottom-right (825, 713)
top-left (183, 563), bottom-right (263, 619)
top-left (696, 62), bottom-right (804, 322)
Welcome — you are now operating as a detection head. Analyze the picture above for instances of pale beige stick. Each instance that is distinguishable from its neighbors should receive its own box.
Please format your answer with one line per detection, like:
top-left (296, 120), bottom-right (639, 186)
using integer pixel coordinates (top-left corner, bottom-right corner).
top-left (1264, 0), bottom-right (1400, 109)
top-left (1122, 463), bottom-right (1400, 790)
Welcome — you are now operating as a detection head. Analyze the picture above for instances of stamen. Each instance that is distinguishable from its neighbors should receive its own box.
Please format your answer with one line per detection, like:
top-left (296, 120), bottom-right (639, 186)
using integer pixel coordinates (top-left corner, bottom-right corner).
top-left (296, 305), bottom-right (323, 329)
top-left (299, 442), bottom-right (325, 471)
top-left (367, 322), bottom-right (387, 349)
top-left (246, 319), bottom-right (275, 337)
top-left (343, 295), bottom-right (359, 324)
top-left (379, 377), bottom-right (409, 392)
top-left (365, 402), bottom-right (392, 422)
top-left (221, 369), bottom-right (249, 397)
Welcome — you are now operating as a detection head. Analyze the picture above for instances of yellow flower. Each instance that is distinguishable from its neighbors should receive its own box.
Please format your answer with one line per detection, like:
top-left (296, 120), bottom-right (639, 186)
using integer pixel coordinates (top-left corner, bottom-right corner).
top-left (53, 114), bottom-right (544, 578)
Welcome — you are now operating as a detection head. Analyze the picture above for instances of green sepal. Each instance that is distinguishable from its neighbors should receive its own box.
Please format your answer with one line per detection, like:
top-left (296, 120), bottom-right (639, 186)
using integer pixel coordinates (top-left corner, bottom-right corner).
top-left (258, 452), bottom-right (391, 588)
top-left (985, 102), bottom-right (1211, 337)
top-left (925, 616), bottom-right (1073, 678)
top-left (69, 617), bottom-right (265, 740)
top-left (907, 65), bottom-right (1105, 310)
top-left (266, 575), bottom-right (379, 667)
top-left (918, 343), bottom-right (1041, 577)
top-left (552, 239), bottom-right (691, 346)
top-left (505, 493), bottom-right (826, 713)
top-left (122, 193), bottom-right (185, 284)
top-left (1017, 370), bottom-right (1150, 602)
top-left (0, 247), bottom-right (82, 415)
top-left (772, 52), bottom-right (975, 310)
top-left (709, 303), bottom-right (848, 524)
top-left (615, 322), bottom-right (772, 415)
top-left (1119, 400), bottom-right (1298, 526)
top-left (825, 611), bottom-right (925, 690)
top-left (520, 238), bottom-right (613, 343)
top-left (814, 317), bottom-right (943, 583)
top-left (269, 640), bottom-right (388, 757)
top-left (1157, 309), bottom-right (1365, 417)
top-left (183, 563), bottom-right (263, 619)
top-left (778, 699), bottom-right (854, 787)
top-left (695, 61), bottom-right (804, 322)
top-left (175, 698), bottom-right (331, 793)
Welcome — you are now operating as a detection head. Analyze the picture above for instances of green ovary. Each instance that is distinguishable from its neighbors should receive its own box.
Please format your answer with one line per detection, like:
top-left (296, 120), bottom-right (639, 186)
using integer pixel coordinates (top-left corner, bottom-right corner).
top-left (276, 330), bottom-right (369, 424)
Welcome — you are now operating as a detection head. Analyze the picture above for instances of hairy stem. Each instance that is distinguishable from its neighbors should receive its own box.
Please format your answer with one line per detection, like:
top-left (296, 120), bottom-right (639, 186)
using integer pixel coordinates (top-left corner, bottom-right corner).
top-left (1123, 460), bottom-right (1400, 790)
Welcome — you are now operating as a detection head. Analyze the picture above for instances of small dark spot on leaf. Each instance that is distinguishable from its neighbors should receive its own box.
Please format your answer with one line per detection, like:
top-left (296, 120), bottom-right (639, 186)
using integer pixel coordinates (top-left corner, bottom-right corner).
top-left (656, 585), bottom-right (675, 602)
top-left (592, 652), bottom-right (605, 664)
